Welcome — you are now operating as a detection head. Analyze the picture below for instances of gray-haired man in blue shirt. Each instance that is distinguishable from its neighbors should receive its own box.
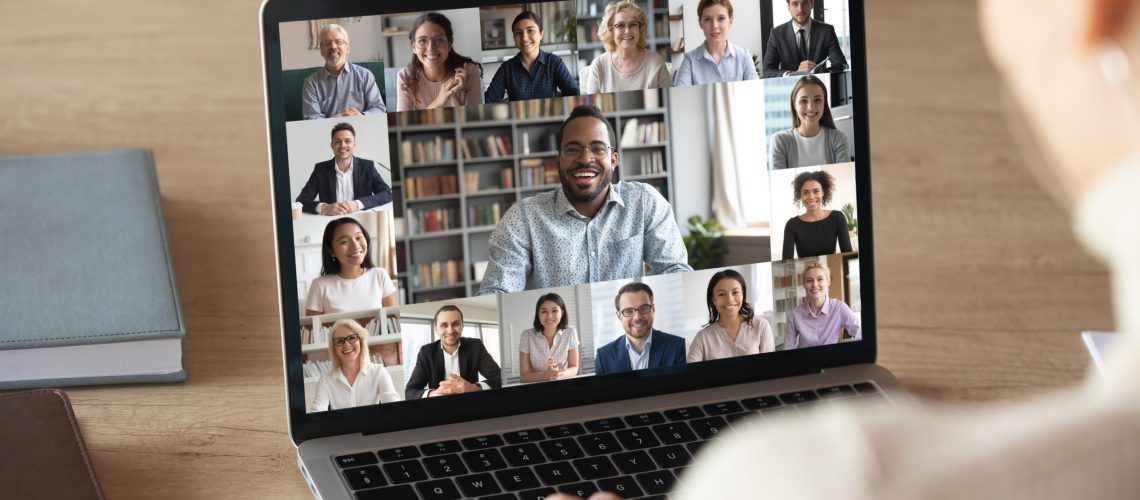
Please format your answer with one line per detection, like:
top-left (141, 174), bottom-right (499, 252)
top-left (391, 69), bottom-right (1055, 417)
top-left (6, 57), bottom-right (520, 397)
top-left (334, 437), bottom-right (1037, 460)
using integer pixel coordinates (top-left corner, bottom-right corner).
top-left (302, 24), bottom-right (386, 119)
top-left (479, 105), bottom-right (692, 295)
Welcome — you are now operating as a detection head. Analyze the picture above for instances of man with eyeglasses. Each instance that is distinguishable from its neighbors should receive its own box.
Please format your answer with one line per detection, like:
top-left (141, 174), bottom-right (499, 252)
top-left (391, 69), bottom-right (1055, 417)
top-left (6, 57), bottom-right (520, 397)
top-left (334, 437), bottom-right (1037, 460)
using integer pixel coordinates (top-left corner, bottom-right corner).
top-left (761, 0), bottom-right (847, 78)
top-left (404, 305), bottom-right (503, 400)
top-left (595, 282), bottom-right (686, 376)
top-left (301, 23), bottom-right (386, 119)
top-left (478, 104), bottom-right (691, 295)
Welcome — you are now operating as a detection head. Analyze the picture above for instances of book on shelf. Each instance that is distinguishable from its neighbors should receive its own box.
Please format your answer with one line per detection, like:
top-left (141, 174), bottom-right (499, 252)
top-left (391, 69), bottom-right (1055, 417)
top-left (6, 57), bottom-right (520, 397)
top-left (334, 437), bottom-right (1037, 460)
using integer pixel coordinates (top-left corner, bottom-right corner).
top-left (406, 207), bottom-right (458, 234)
top-left (401, 136), bottom-right (457, 165)
top-left (386, 315), bottom-right (401, 335)
top-left (411, 259), bottom-right (463, 289)
top-left (461, 134), bottom-right (513, 159)
top-left (521, 130), bottom-right (559, 154)
top-left (621, 119), bottom-right (666, 146)
top-left (467, 202), bottom-right (504, 227)
top-left (638, 150), bottom-right (665, 175)
top-left (511, 93), bottom-right (617, 119)
top-left (519, 158), bottom-right (559, 187)
top-left (501, 167), bottom-right (514, 189)
top-left (406, 173), bottom-right (458, 199)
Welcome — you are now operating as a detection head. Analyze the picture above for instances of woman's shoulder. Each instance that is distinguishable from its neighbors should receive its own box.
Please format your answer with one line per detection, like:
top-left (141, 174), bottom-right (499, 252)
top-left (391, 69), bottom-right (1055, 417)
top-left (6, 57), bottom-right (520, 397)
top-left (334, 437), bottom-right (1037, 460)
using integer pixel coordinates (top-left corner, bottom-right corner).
top-left (590, 51), bottom-right (613, 68)
top-left (694, 323), bottom-right (720, 338)
top-left (643, 50), bottom-right (668, 68)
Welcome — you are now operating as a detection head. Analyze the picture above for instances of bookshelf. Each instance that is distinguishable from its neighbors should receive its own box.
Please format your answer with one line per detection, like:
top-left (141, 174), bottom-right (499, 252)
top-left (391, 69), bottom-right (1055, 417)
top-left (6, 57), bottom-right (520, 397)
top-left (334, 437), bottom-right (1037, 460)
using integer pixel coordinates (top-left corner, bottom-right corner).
top-left (387, 88), bottom-right (674, 302)
top-left (300, 308), bottom-right (402, 384)
top-left (574, 0), bottom-right (674, 76)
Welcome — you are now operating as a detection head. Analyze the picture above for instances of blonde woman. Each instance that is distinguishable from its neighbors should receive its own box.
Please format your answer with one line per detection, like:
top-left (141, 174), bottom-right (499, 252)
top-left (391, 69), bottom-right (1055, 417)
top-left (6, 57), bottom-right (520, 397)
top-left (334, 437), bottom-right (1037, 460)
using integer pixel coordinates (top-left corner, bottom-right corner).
top-left (583, 0), bottom-right (672, 93)
top-left (309, 319), bottom-right (400, 412)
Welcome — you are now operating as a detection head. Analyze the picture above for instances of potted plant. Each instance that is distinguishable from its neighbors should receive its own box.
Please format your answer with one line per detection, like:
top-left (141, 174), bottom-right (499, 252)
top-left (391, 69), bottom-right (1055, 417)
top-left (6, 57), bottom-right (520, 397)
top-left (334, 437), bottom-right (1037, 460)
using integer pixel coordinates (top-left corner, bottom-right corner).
top-left (841, 203), bottom-right (858, 240)
top-left (683, 215), bottom-right (727, 270)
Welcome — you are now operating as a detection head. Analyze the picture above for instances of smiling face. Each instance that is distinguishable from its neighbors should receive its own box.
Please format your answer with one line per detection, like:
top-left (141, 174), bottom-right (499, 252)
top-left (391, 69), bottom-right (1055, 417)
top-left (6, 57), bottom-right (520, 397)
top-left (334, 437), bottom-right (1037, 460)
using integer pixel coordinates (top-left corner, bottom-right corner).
top-left (330, 222), bottom-right (368, 268)
top-left (803, 266), bottom-right (830, 302)
top-left (412, 21), bottom-right (450, 71)
top-left (331, 325), bottom-right (361, 365)
top-left (611, 9), bottom-right (641, 50)
top-left (558, 116), bottom-right (616, 204)
top-left (538, 300), bottom-right (563, 332)
top-left (616, 291), bottom-right (655, 340)
top-left (330, 130), bottom-right (355, 163)
top-left (711, 277), bottom-right (744, 319)
top-left (319, 27), bottom-right (350, 69)
top-left (699, 5), bottom-right (733, 45)
top-left (794, 83), bottom-right (826, 129)
top-left (435, 309), bottom-right (464, 351)
top-left (787, 0), bottom-right (813, 26)
top-left (513, 18), bottom-right (542, 57)
top-left (799, 180), bottom-right (824, 213)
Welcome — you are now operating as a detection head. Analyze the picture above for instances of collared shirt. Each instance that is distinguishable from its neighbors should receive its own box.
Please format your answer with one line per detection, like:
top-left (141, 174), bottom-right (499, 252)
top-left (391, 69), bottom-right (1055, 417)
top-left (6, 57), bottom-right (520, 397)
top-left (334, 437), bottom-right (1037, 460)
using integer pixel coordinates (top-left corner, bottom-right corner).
top-left (309, 363), bottom-right (401, 412)
top-left (625, 334), bottom-right (653, 371)
top-left (784, 297), bottom-right (861, 349)
top-left (316, 158), bottom-right (365, 213)
top-left (781, 18), bottom-right (814, 77)
top-left (301, 62), bottom-right (386, 120)
top-left (429, 344), bottom-right (491, 397)
top-left (518, 327), bottom-right (580, 372)
top-left (688, 318), bottom-right (775, 362)
top-left (673, 41), bottom-right (759, 86)
top-left (478, 181), bottom-right (692, 295)
top-left (484, 50), bottom-right (580, 103)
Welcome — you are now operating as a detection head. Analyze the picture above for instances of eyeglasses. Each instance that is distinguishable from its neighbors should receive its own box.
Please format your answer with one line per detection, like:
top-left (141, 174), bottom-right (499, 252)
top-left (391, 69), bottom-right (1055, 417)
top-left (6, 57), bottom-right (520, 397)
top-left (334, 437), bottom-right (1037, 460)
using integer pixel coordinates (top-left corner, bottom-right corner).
top-left (619, 304), bottom-right (654, 317)
top-left (319, 39), bottom-right (347, 48)
top-left (612, 21), bottom-right (642, 32)
top-left (414, 36), bottom-right (448, 49)
top-left (332, 334), bottom-right (360, 347)
top-left (560, 144), bottom-right (612, 160)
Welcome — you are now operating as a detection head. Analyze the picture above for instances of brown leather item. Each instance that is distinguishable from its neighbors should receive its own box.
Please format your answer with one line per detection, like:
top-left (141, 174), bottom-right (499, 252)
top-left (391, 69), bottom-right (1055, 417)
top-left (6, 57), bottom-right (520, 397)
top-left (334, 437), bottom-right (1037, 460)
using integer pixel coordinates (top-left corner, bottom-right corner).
top-left (0, 389), bottom-right (104, 499)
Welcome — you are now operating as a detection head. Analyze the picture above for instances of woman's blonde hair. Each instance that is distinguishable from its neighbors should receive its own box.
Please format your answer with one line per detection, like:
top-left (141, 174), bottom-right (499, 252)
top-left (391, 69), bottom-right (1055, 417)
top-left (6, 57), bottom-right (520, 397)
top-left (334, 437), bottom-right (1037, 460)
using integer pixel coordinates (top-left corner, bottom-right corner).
top-left (327, 318), bottom-right (371, 375)
top-left (598, 0), bottom-right (649, 53)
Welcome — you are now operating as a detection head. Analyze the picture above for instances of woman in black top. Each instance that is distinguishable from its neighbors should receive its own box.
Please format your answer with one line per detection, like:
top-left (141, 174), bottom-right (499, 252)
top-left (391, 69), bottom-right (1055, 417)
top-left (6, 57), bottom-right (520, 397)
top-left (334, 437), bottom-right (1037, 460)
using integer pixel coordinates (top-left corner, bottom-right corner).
top-left (782, 170), bottom-right (852, 259)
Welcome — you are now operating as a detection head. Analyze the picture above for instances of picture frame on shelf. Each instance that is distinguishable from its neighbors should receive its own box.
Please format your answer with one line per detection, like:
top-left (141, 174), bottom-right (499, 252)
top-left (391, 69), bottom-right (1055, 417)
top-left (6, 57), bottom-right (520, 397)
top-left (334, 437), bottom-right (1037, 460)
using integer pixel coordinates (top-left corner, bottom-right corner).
top-left (482, 19), bottom-right (508, 50)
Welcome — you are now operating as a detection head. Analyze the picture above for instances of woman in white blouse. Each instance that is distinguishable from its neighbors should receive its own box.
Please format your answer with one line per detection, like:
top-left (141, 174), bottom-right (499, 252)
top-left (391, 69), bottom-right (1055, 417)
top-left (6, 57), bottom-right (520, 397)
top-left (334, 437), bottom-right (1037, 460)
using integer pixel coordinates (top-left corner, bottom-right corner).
top-left (583, 0), bottom-right (672, 94)
top-left (309, 319), bottom-right (400, 412)
top-left (305, 218), bottom-right (397, 316)
top-left (518, 293), bottom-right (580, 383)
top-left (688, 269), bottom-right (774, 362)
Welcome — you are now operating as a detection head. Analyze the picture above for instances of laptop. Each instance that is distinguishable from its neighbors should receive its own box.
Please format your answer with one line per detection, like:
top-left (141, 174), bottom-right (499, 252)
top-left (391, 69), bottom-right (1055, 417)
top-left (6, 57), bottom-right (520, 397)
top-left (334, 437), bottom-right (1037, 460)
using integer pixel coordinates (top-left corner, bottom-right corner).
top-left (260, 0), bottom-right (902, 498)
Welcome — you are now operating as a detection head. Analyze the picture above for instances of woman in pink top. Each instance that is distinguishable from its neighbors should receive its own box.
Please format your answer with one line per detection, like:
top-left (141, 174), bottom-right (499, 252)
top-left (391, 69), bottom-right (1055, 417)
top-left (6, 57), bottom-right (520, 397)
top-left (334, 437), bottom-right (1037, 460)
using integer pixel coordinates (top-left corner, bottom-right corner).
top-left (688, 269), bottom-right (774, 362)
top-left (396, 12), bottom-right (483, 111)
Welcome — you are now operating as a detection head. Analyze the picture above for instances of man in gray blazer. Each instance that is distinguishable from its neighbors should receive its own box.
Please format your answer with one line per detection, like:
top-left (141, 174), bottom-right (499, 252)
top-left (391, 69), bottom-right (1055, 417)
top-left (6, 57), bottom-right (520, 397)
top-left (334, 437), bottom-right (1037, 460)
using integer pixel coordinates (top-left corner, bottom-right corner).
top-left (762, 0), bottom-right (848, 78)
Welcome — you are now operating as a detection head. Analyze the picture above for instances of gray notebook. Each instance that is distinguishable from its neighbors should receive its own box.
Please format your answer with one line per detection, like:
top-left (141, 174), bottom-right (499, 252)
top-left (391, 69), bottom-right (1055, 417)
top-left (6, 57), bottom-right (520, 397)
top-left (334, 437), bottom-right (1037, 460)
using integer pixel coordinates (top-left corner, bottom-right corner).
top-left (0, 150), bottom-right (185, 389)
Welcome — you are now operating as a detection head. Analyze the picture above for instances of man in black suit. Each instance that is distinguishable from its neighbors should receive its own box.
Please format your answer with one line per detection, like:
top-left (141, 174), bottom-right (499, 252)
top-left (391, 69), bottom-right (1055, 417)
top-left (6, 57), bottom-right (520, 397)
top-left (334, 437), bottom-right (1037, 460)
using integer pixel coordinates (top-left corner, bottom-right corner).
top-left (405, 305), bottom-right (503, 399)
top-left (762, 0), bottom-right (848, 78)
top-left (295, 122), bottom-right (392, 215)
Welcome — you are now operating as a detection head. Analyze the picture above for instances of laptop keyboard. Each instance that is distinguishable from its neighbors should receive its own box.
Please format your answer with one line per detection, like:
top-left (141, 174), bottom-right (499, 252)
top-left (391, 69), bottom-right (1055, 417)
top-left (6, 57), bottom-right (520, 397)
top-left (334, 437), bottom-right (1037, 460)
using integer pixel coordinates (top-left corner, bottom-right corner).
top-left (338, 382), bottom-right (884, 500)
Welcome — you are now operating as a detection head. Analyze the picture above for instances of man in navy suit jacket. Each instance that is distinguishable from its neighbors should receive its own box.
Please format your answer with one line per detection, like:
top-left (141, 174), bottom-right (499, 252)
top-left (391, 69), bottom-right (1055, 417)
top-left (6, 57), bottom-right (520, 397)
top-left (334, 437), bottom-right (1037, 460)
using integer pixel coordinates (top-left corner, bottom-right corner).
top-left (296, 122), bottom-right (392, 215)
top-left (762, 0), bottom-right (848, 78)
top-left (405, 305), bottom-right (503, 399)
top-left (595, 282), bottom-right (687, 376)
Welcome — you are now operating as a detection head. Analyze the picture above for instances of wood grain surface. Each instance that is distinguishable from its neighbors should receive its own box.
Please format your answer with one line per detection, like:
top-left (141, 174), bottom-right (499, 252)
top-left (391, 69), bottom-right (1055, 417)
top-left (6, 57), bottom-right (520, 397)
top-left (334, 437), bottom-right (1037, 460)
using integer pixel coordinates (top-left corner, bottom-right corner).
top-left (0, 0), bottom-right (1109, 498)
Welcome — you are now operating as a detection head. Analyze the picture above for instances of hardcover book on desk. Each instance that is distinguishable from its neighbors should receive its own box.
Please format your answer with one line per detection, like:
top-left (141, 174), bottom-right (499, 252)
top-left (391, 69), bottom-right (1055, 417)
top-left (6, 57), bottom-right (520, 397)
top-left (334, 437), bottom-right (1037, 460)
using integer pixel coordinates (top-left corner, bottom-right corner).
top-left (0, 149), bottom-right (185, 389)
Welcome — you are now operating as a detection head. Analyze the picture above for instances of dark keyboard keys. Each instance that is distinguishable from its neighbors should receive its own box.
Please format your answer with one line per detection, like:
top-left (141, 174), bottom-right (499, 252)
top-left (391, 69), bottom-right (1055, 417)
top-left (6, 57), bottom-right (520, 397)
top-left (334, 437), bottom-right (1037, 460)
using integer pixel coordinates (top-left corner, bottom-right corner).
top-left (702, 400), bottom-right (745, 415)
top-left (535, 461), bottom-right (581, 485)
top-left (378, 446), bottom-right (421, 462)
top-left (336, 452), bottom-right (378, 468)
top-left (741, 395), bottom-right (782, 411)
top-left (343, 465), bottom-right (386, 490)
top-left (636, 470), bottom-right (676, 495)
top-left (558, 481), bottom-right (599, 498)
top-left (494, 467), bottom-right (541, 491)
top-left (664, 406), bottom-right (705, 421)
top-left (597, 476), bottom-right (644, 498)
top-left (651, 422), bottom-right (698, 444)
top-left (416, 478), bottom-right (462, 500)
top-left (518, 487), bottom-right (557, 500)
top-left (578, 432), bottom-right (622, 456)
top-left (478, 495), bottom-right (516, 500)
top-left (420, 440), bottom-right (463, 456)
top-left (383, 460), bottom-right (429, 484)
top-left (611, 450), bottom-right (655, 474)
top-left (461, 449), bottom-right (508, 472)
top-left (540, 438), bottom-right (586, 461)
top-left (544, 423), bottom-right (586, 438)
top-left (423, 454), bottom-right (468, 478)
top-left (817, 385), bottom-right (857, 399)
top-left (854, 382), bottom-right (878, 394)
top-left (686, 440), bottom-right (706, 456)
top-left (623, 412), bottom-right (666, 427)
top-left (503, 443), bottom-right (546, 467)
top-left (615, 427), bottom-right (661, 450)
top-left (779, 390), bottom-right (820, 404)
top-left (461, 434), bottom-right (505, 450)
top-left (690, 416), bottom-right (729, 440)
top-left (649, 444), bottom-right (692, 468)
top-left (573, 456), bottom-right (619, 480)
top-left (355, 484), bottom-right (417, 500)
top-left (584, 417), bottom-right (626, 433)
top-left (503, 429), bottom-right (544, 444)
top-left (455, 472), bottom-right (501, 497)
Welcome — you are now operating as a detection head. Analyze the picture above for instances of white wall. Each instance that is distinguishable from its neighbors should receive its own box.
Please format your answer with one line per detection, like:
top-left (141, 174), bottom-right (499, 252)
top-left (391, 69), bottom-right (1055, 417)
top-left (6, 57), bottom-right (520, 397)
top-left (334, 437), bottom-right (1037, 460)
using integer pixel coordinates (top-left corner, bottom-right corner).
top-left (666, 84), bottom-right (712, 234)
top-left (285, 115), bottom-right (392, 203)
top-left (280, 16), bottom-right (387, 71)
top-left (768, 162), bottom-right (857, 257)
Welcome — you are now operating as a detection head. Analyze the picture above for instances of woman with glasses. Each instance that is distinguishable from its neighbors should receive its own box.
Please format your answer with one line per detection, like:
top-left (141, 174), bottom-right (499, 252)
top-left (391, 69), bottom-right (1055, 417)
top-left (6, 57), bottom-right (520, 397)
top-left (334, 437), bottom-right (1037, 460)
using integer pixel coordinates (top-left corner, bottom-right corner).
top-left (770, 75), bottom-right (850, 170)
top-left (305, 217), bottom-right (397, 316)
top-left (688, 269), bottom-right (774, 362)
top-left (310, 319), bottom-right (401, 412)
top-left (396, 12), bottom-right (483, 111)
top-left (484, 11), bottom-right (580, 103)
top-left (518, 293), bottom-right (580, 383)
top-left (673, 0), bottom-right (758, 86)
top-left (583, 0), bottom-right (672, 94)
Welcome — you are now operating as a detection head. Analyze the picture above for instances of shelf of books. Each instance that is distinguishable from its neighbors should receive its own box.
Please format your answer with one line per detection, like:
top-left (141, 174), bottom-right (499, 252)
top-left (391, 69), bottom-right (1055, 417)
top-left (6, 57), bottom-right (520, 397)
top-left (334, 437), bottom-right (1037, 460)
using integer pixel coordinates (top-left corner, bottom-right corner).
top-left (387, 89), bottom-right (674, 302)
top-left (574, 0), bottom-right (675, 75)
top-left (300, 309), bottom-right (402, 383)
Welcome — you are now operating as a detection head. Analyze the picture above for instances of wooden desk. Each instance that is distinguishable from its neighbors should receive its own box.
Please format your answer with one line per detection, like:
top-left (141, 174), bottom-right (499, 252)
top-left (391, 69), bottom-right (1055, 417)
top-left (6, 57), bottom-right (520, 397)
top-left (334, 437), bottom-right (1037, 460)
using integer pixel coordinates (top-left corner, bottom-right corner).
top-left (0, 0), bottom-right (1107, 498)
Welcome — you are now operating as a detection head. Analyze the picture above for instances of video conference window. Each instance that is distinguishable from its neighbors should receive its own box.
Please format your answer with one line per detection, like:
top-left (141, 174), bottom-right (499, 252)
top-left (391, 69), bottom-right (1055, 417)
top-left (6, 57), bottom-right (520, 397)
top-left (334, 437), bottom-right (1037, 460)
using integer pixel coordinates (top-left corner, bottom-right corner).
top-left (277, 0), bottom-right (864, 413)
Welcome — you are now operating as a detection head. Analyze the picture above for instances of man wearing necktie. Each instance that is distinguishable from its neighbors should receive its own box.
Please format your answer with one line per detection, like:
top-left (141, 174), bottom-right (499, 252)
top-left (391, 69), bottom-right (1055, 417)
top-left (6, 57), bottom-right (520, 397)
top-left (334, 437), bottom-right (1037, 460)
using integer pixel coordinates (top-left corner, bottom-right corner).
top-left (762, 0), bottom-right (848, 78)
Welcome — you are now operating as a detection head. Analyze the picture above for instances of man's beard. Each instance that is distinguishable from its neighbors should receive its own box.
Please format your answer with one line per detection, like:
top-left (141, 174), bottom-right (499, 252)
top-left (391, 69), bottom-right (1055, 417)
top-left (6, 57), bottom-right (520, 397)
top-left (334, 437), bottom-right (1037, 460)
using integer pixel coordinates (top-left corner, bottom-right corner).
top-left (559, 162), bottom-right (613, 203)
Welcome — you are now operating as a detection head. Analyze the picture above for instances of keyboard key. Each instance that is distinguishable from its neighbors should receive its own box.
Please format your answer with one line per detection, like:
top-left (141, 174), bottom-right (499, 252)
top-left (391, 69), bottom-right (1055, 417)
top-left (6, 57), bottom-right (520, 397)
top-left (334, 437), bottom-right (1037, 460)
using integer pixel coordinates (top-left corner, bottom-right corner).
top-left (336, 452), bottom-right (378, 468)
top-left (355, 484), bottom-right (417, 500)
top-left (583, 417), bottom-right (626, 433)
top-left (461, 434), bottom-right (504, 450)
top-left (817, 385), bottom-right (857, 398)
top-left (611, 450), bottom-right (655, 474)
top-left (461, 449), bottom-right (507, 473)
top-left (343, 465), bottom-right (387, 490)
top-left (623, 412), bottom-right (666, 427)
top-left (690, 416), bottom-right (729, 440)
top-left (455, 472), bottom-right (501, 497)
top-left (779, 390), bottom-right (820, 404)
top-left (503, 443), bottom-right (546, 467)
top-left (494, 467), bottom-right (540, 491)
top-left (383, 460), bottom-right (429, 484)
top-left (518, 487), bottom-right (557, 500)
top-left (535, 461), bottom-right (581, 485)
top-left (686, 441), bottom-right (706, 456)
top-left (503, 429), bottom-right (544, 444)
top-left (543, 423), bottom-right (586, 438)
top-left (615, 427), bottom-right (661, 450)
top-left (415, 478), bottom-right (461, 500)
top-left (636, 470), bottom-right (676, 495)
top-left (572, 456), bottom-right (619, 480)
top-left (725, 411), bottom-right (760, 423)
top-left (651, 422), bottom-right (698, 444)
top-left (664, 406), bottom-right (705, 421)
top-left (702, 400), bottom-right (745, 415)
top-left (854, 382), bottom-right (878, 394)
top-left (597, 476), bottom-right (644, 498)
top-left (577, 432), bottom-right (622, 456)
top-left (423, 454), bottom-right (468, 478)
top-left (540, 438), bottom-right (586, 461)
top-left (378, 447), bottom-right (421, 462)
top-left (741, 395), bottom-right (782, 411)
top-left (558, 481), bottom-right (599, 498)
top-left (420, 440), bottom-right (463, 456)
top-left (649, 444), bottom-right (692, 468)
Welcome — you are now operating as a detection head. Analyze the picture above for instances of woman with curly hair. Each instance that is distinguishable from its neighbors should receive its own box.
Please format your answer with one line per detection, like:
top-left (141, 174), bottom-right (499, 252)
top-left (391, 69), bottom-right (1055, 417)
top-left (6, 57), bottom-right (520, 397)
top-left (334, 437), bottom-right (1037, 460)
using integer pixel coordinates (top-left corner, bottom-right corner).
top-left (781, 170), bottom-right (852, 259)
top-left (396, 12), bottom-right (483, 111)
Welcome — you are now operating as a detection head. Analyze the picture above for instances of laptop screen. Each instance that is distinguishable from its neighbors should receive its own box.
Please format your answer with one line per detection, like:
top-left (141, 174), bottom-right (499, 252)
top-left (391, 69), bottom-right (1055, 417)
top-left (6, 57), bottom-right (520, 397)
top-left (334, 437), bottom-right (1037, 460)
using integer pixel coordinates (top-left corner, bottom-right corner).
top-left (264, 0), bottom-right (872, 439)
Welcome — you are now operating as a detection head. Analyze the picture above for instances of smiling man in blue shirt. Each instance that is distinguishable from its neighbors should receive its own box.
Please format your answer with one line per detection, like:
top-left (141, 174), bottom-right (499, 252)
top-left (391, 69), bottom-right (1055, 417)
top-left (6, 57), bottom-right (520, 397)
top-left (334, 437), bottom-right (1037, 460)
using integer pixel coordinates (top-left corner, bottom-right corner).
top-left (484, 11), bottom-right (580, 103)
top-left (302, 24), bottom-right (386, 119)
top-left (478, 104), bottom-right (691, 295)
